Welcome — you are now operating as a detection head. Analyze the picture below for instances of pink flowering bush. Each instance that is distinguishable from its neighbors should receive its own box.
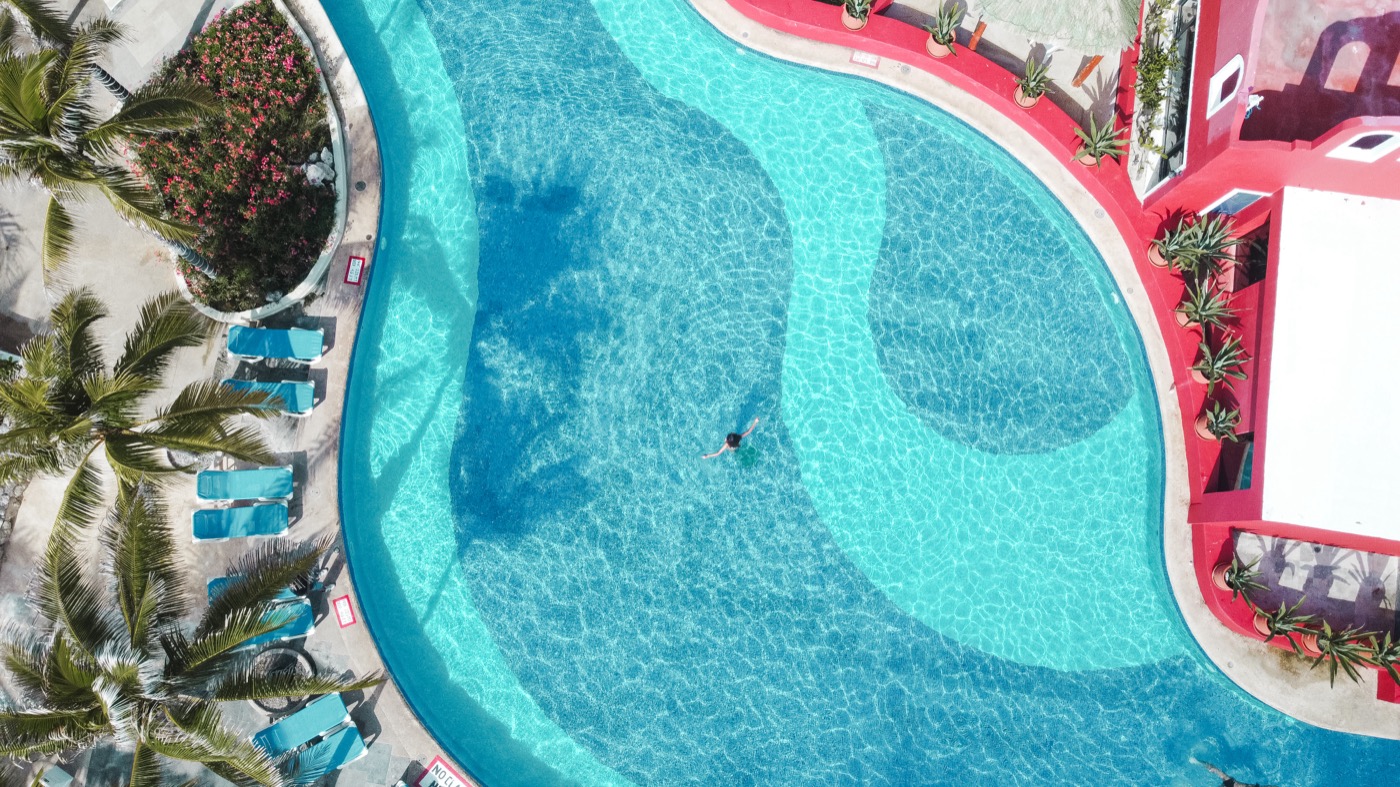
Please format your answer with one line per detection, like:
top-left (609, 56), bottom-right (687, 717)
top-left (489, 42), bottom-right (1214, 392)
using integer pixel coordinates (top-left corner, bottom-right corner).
top-left (134, 0), bottom-right (334, 311)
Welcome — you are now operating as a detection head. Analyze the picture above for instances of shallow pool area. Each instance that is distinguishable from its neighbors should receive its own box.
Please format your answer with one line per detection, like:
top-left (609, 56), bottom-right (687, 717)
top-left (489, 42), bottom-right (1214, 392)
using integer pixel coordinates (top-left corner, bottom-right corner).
top-left (332, 0), bottom-right (1400, 784)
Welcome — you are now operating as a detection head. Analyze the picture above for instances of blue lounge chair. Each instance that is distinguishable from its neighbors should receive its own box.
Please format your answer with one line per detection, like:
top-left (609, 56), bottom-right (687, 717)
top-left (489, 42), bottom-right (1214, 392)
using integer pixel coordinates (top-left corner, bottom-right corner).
top-left (241, 599), bottom-right (314, 650)
top-left (251, 693), bottom-right (351, 757)
top-left (192, 503), bottom-right (288, 542)
top-left (207, 576), bottom-right (299, 604)
top-left (222, 379), bottom-right (315, 416)
top-left (285, 724), bottom-right (367, 784)
top-left (228, 325), bottom-right (325, 364)
top-left (196, 466), bottom-right (294, 501)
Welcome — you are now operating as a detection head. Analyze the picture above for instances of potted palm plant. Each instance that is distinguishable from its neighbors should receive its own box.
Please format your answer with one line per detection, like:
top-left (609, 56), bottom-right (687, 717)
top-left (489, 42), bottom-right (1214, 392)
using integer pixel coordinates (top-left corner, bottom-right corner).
top-left (1073, 115), bottom-right (1128, 167)
top-left (842, 0), bottom-right (872, 30)
top-left (1148, 218), bottom-right (1191, 268)
top-left (1308, 622), bottom-right (1376, 686)
top-left (1175, 282), bottom-right (1236, 329)
top-left (1211, 554), bottom-right (1266, 602)
top-left (1190, 336), bottom-right (1248, 394)
top-left (923, 5), bottom-right (962, 57)
top-left (1171, 214), bottom-right (1237, 282)
top-left (1196, 400), bottom-right (1241, 442)
top-left (1252, 597), bottom-right (1313, 652)
top-left (1013, 58), bottom-right (1051, 108)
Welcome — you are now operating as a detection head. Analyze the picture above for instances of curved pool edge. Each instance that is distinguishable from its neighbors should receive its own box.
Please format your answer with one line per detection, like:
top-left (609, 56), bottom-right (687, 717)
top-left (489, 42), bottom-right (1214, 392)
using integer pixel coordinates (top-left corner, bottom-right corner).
top-left (688, 0), bottom-right (1400, 740)
top-left (275, 0), bottom-right (478, 780)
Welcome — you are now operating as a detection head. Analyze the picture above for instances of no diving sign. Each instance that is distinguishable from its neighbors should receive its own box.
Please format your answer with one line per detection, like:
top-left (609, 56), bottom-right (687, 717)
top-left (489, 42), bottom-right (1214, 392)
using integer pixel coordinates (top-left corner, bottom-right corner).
top-left (416, 757), bottom-right (470, 787)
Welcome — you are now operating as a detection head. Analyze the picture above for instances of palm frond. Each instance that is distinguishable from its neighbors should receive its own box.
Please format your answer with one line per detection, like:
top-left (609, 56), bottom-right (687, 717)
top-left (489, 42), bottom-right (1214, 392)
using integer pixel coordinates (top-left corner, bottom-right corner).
top-left (81, 80), bottom-right (215, 159)
top-left (92, 166), bottom-right (200, 243)
top-left (164, 606), bottom-right (294, 677)
top-left (49, 287), bottom-right (107, 383)
top-left (32, 519), bottom-right (119, 658)
top-left (149, 701), bottom-right (284, 787)
top-left (212, 664), bottom-right (384, 702)
top-left (104, 484), bottom-right (189, 642)
top-left (103, 433), bottom-right (177, 484)
top-left (0, 0), bottom-right (73, 48)
top-left (150, 379), bottom-right (280, 426)
top-left (128, 739), bottom-right (165, 787)
top-left (51, 448), bottom-right (103, 537)
top-left (137, 422), bottom-right (276, 467)
top-left (198, 537), bottom-right (329, 639)
top-left (81, 371), bottom-right (156, 425)
top-left (113, 290), bottom-right (212, 381)
top-left (39, 195), bottom-right (76, 278)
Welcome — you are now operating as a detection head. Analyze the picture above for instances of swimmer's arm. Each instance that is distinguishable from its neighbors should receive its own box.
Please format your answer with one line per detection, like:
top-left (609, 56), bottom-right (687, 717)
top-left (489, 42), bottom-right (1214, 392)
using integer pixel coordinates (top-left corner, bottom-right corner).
top-left (702, 446), bottom-right (728, 459)
top-left (740, 417), bottom-right (759, 438)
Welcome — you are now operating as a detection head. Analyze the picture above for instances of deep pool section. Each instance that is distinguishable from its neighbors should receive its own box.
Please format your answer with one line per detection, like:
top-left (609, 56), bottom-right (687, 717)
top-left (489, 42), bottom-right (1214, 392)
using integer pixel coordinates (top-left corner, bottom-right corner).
top-left (336, 0), bottom-right (1400, 783)
top-left (864, 102), bottom-right (1133, 455)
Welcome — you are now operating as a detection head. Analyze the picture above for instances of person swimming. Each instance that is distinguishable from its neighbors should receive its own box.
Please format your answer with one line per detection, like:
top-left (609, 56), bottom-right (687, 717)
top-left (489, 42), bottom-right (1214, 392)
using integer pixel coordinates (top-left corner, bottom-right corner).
top-left (703, 417), bottom-right (759, 459)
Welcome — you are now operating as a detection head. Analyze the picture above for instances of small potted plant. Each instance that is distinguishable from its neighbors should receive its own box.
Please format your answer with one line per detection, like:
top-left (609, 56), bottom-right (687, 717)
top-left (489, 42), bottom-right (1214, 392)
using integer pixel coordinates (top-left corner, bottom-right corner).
top-left (1190, 336), bottom-right (1248, 395)
top-left (1195, 400), bottom-right (1241, 442)
top-left (1072, 115), bottom-right (1128, 167)
top-left (1175, 282), bottom-right (1236, 329)
top-left (842, 0), bottom-right (873, 30)
top-left (1309, 622), bottom-right (1376, 686)
top-left (923, 5), bottom-right (962, 58)
top-left (1148, 218), bottom-right (1191, 268)
top-left (1252, 597), bottom-right (1313, 652)
top-left (1013, 57), bottom-right (1051, 109)
top-left (1171, 214), bottom-right (1237, 283)
top-left (1365, 632), bottom-right (1400, 683)
top-left (1211, 554), bottom-right (1266, 601)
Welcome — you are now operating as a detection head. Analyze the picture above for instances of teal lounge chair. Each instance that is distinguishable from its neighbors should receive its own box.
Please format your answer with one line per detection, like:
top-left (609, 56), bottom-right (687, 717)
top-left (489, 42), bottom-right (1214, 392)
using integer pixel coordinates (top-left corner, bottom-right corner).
top-left (207, 575), bottom-right (299, 604)
top-left (241, 599), bottom-right (314, 650)
top-left (228, 325), bottom-right (325, 364)
top-left (192, 503), bottom-right (288, 542)
top-left (196, 466), bottom-right (294, 501)
top-left (223, 379), bottom-right (315, 416)
top-left (285, 724), bottom-right (367, 784)
top-left (252, 693), bottom-right (351, 757)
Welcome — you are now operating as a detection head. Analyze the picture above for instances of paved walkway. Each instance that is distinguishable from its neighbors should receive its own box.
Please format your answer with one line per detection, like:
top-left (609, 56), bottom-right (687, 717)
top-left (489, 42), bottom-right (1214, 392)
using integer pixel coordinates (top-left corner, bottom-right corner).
top-left (0, 0), bottom-right (461, 783)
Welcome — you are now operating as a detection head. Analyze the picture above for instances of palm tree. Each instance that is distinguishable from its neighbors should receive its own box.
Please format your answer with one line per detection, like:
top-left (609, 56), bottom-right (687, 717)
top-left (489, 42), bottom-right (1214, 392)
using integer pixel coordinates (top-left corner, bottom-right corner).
top-left (0, 288), bottom-right (277, 533)
top-left (0, 486), bottom-right (382, 786)
top-left (0, 9), bottom-right (215, 276)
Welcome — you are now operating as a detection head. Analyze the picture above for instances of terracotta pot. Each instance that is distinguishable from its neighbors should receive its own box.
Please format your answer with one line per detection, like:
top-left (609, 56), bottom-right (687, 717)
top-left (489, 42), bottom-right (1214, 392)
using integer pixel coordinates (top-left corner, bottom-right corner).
top-left (1190, 368), bottom-right (1209, 386)
top-left (840, 8), bottom-right (868, 30)
top-left (1211, 562), bottom-right (1232, 592)
top-left (1074, 147), bottom-right (1097, 167)
top-left (1299, 632), bottom-right (1323, 658)
top-left (1147, 242), bottom-right (1169, 268)
top-left (926, 37), bottom-right (952, 58)
top-left (1195, 413), bottom-right (1216, 440)
top-left (1175, 308), bottom-right (1193, 328)
top-left (1013, 86), bottom-right (1039, 109)
top-left (1253, 611), bottom-right (1271, 637)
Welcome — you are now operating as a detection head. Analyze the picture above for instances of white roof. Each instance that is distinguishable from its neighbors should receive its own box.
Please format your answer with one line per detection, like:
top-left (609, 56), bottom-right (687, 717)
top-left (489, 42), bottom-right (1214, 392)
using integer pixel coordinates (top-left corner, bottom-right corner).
top-left (1261, 188), bottom-right (1400, 541)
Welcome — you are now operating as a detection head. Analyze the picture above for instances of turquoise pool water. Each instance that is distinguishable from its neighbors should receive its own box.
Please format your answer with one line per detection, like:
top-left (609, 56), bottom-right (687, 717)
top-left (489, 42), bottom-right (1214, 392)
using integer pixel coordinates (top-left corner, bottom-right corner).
top-left (333, 0), bottom-right (1400, 783)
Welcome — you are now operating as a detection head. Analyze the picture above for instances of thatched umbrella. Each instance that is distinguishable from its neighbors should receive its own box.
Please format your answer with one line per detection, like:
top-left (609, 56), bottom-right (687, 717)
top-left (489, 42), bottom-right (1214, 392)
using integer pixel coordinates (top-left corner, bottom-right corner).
top-left (973, 0), bottom-right (1140, 53)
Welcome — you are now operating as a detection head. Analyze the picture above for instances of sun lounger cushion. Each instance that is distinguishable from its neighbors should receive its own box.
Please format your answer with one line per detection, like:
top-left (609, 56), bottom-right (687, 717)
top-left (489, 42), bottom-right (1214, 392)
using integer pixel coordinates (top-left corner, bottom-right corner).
top-left (196, 466), bottom-right (294, 501)
top-left (228, 325), bottom-right (324, 362)
top-left (207, 576), bottom-right (300, 604)
top-left (222, 379), bottom-right (315, 414)
top-left (192, 503), bottom-right (289, 542)
top-left (241, 599), bottom-right (314, 651)
top-left (286, 724), bottom-right (367, 784)
top-left (252, 693), bottom-right (351, 757)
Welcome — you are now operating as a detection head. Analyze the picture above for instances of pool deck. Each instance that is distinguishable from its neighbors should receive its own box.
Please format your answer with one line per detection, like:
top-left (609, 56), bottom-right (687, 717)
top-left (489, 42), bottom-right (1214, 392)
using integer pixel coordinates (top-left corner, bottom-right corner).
top-left (685, 0), bottom-right (1400, 739)
top-left (0, 0), bottom-right (469, 783)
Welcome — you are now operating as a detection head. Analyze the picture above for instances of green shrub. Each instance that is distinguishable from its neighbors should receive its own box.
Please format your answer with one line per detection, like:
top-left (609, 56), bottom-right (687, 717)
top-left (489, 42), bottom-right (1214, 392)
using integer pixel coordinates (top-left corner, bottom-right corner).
top-left (134, 0), bottom-right (335, 312)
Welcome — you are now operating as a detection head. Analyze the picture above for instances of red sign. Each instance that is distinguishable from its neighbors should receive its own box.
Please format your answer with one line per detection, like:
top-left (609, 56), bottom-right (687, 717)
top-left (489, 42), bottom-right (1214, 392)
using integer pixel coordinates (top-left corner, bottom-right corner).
top-left (344, 255), bottom-right (367, 285)
top-left (332, 594), bottom-right (357, 628)
top-left (415, 756), bottom-right (470, 787)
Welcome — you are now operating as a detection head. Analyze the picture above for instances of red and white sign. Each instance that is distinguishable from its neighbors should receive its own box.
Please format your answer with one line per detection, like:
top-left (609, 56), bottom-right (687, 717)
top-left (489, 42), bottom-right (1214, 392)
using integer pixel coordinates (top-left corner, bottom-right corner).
top-left (416, 757), bottom-right (470, 787)
top-left (332, 594), bottom-right (357, 628)
top-left (344, 255), bottom-right (367, 285)
top-left (850, 50), bottom-right (880, 69)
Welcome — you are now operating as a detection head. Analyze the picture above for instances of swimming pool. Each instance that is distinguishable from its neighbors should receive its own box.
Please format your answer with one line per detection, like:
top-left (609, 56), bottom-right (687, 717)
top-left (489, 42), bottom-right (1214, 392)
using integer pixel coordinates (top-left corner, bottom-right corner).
top-left (333, 0), bottom-right (1400, 783)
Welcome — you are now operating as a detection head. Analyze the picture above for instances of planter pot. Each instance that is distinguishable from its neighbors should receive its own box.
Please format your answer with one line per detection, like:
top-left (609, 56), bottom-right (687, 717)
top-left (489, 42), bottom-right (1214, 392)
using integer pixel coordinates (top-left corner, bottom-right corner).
top-left (1195, 413), bottom-right (1216, 440)
top-left (1253, 611), bottom-right (1271, 637)
top-left (841, 9), bottom-right (868, 30)
top-left (1299, 632), bottom-right (1323, 658)
top-left (1211, 562), bottom-right (1232, 592)
top-left (1175, 308), bottom-right (1194, 328)
top-left (1013, 86), bottom-right (1040, 109)
top-left (926, 37), bottom-right (952, 58)
top-left (1074, 147), bottom-right (1097, 167)
top-left (1147, 242), bottom-right (1169, 268)
top-left (1190, 368), bottom-right (1210, 386)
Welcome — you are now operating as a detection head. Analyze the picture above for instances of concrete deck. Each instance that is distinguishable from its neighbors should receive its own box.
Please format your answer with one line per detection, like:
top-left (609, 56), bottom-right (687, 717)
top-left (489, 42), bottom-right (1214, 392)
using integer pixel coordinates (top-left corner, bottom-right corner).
top-left (689, 0), bottom-right (1400, 742)
top-left (0, 0), bottom-right (462, 783)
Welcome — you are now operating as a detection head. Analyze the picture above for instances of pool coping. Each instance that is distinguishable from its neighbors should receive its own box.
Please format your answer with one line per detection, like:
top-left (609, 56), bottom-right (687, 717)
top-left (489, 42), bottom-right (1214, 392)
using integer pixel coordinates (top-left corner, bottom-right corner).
top-left (688, 0), bottom-right (1400, 741)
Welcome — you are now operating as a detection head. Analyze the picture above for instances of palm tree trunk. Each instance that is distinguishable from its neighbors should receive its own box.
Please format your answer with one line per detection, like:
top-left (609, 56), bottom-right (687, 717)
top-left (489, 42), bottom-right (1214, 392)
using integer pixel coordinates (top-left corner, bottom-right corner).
top-left (170, 241), bottom-right (217, 279)
top-left (93, 65), bottom-right (131, 102)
